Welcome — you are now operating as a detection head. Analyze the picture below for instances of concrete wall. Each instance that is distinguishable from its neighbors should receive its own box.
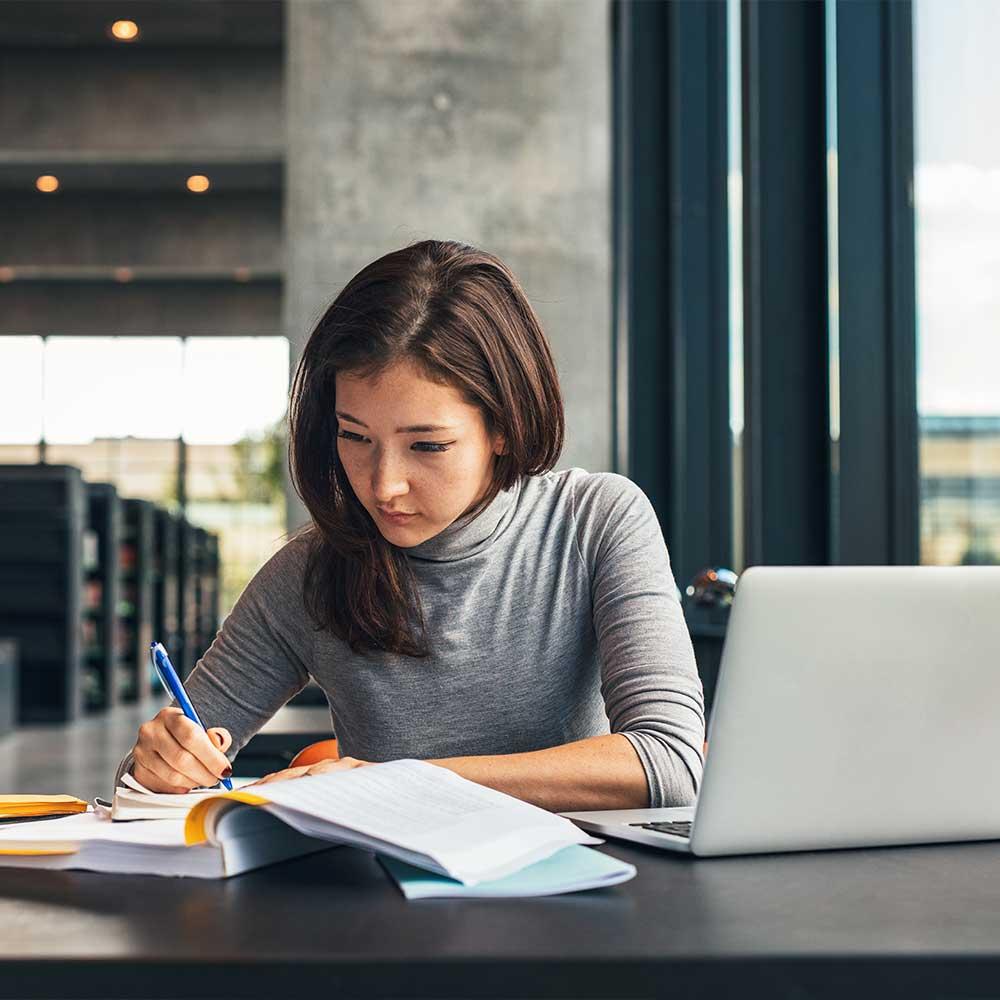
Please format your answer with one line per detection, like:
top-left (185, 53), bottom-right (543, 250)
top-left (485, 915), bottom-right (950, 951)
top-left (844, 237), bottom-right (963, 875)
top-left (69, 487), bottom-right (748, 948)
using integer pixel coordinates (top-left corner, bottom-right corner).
top-left (283, 0), bottom-right (612, 530)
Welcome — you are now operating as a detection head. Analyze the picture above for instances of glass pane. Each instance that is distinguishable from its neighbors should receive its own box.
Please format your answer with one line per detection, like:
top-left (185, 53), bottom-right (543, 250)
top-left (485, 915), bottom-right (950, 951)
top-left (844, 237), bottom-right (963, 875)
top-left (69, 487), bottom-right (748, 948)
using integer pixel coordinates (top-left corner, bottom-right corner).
top-left (914, 0), bottom-right (1000, 566)
top-left (43, 337), bottom-right (184, 443)
top-left (181, 337), bottom-right (289, 617)
top-left (181, 337), bottom-right (289, 445)
top-left (0, 336), bottom-right (44, 447)
top-left (40, 337), bottom-right (184, 503)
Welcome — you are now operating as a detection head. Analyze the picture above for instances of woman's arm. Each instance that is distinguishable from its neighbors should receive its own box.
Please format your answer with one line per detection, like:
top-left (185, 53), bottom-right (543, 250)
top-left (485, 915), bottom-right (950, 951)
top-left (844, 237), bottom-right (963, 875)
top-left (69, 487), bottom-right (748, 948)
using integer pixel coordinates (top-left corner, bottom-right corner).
top-left (248, 734), bottom-right (648, 811)
top-left (574, 473), bottom-right (706, 808)
top-left (427, 733), bottom-right (649, 812)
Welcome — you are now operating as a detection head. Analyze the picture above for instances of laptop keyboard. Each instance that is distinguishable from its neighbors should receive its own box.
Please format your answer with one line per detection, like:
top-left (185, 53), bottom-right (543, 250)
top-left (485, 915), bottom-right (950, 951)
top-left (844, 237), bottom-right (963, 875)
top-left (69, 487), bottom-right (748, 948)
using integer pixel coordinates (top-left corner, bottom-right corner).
top-left (629, 820), bottom-right (692, 837)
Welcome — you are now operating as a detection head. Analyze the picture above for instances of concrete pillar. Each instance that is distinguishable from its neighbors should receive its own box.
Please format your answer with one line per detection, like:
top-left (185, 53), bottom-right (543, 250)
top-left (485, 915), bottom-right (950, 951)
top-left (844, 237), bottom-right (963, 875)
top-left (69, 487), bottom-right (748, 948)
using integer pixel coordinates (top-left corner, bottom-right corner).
top-left (284, 0), bottom-right (612, 531)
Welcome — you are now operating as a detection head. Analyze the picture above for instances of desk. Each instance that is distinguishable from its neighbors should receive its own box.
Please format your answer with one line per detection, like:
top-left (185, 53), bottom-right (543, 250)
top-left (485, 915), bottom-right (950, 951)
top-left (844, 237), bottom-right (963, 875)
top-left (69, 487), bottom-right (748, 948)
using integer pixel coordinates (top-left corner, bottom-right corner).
top-left (2, 839), bottom-right (1000, 998)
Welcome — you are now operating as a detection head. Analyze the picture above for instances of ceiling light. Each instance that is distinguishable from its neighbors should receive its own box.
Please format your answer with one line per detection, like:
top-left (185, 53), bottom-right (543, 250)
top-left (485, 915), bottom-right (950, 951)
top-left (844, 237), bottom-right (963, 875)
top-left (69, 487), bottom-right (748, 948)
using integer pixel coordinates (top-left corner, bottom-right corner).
top-left (36, 175), bottom-right (59, 193)
top-left (110, 20), bottom-right (139, 41)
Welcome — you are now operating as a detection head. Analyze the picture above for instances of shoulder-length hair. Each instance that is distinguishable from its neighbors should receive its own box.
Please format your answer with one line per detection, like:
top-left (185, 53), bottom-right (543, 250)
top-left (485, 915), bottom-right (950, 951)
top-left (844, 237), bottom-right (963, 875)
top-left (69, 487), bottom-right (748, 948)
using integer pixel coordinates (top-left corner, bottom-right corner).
top-left (288, 239), bottom-right (565, 658)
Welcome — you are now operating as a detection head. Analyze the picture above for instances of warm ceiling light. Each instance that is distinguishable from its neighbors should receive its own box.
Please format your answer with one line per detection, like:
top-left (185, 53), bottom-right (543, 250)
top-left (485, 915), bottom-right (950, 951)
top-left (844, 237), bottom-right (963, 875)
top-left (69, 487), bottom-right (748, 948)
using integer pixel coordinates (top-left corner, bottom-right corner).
top-left (0, 267), bottom-right (15, 283)
top-left (110, 20), bottom-right (139, 41)
top-left (114, 267), bottom-right (134, 283)
top-left (186, 175), bottom-right (210, 193)
top-left (36, 175), bottom-right (59, 193)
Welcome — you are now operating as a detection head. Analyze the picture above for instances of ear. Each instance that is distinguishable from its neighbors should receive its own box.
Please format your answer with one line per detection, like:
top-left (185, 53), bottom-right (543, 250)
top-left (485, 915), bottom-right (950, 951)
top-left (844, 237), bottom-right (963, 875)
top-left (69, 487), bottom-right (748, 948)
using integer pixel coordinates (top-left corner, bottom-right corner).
top-left (493, 433), bottom-right (506, 456)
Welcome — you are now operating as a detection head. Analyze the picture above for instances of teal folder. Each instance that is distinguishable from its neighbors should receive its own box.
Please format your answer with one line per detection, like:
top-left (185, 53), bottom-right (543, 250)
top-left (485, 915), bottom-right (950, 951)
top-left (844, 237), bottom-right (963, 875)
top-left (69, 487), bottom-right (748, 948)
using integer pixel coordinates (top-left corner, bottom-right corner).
top-left (380, 844), bottom-right (636, 899)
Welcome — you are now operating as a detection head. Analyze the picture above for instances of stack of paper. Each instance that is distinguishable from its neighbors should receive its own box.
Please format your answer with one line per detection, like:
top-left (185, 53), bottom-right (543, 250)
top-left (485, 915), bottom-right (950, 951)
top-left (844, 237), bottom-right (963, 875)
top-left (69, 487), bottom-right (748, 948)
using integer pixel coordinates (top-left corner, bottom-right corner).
top-left (0, 806), bottom-right (332, 877)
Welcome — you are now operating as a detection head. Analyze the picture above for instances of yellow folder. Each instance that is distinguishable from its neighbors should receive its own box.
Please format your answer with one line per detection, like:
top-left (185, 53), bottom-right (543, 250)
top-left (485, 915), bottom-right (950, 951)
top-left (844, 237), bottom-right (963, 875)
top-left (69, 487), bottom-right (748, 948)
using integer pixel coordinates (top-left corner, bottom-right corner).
top-left (0, 795), bottom-right (89, 819)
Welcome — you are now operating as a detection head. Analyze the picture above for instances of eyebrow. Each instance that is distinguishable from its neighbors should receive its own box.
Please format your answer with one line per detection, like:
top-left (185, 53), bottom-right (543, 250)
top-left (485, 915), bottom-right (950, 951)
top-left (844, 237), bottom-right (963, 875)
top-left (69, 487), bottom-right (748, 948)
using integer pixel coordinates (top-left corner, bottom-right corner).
top-left (335, 410), bottom-right (458, 434)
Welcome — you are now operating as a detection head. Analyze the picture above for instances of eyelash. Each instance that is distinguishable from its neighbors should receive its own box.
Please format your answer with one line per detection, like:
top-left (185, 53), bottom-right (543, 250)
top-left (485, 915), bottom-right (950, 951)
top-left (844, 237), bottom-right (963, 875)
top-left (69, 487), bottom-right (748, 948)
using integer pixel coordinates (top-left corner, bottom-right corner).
top-left (336, 429), bottom-right (452, 453)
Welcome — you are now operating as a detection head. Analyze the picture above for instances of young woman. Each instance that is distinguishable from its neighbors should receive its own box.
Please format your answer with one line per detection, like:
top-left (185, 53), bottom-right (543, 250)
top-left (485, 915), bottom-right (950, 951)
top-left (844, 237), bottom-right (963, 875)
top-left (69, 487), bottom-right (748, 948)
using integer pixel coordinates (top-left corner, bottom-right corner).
top-left (117, 239), bottom-right (705, 812)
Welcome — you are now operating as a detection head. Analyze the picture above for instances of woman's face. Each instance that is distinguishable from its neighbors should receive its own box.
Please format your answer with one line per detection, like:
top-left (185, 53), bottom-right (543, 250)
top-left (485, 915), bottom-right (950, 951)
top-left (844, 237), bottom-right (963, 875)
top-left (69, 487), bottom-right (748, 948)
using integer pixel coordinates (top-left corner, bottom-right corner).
top-left (334, 358), bottom-right (505, 547)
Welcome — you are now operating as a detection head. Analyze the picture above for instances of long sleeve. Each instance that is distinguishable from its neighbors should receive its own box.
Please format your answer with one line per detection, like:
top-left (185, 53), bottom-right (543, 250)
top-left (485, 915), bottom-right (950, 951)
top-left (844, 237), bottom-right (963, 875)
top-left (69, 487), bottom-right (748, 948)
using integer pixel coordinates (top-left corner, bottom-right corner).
top-left (113, 533), bottom-right (316, 789)
top-left (572, 472), bottom-right (706, 807)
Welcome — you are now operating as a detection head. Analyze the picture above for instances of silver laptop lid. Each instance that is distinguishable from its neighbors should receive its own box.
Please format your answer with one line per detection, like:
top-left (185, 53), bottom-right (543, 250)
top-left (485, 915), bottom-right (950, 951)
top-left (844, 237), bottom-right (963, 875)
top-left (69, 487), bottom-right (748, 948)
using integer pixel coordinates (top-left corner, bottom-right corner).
top-left (690, 566), bottom-right (1000, 857)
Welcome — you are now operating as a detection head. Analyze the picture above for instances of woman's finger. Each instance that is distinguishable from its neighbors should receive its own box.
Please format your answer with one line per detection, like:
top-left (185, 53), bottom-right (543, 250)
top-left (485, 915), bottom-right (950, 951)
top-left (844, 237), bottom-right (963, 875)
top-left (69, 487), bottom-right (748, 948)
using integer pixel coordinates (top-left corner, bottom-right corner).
top-left (150, 723), bottom-right (225, 788)
top-left (246, 757), bottom-right (370, 788)
top-left (244, 764), bottom-right (312, 788)
top-left (133, 746), bottom-right (197, 794)
top-left (162, 713), bottom-right (232, 782)
top-left (308, 757), bottom-right (368, 775)
top-left (208, 727), bottom-right (233, 754)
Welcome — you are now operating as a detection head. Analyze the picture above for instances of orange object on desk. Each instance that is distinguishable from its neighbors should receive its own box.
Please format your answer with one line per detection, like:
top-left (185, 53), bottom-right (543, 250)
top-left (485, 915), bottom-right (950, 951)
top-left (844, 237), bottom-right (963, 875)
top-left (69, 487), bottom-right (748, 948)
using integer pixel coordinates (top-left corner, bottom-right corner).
top-left (289, 739), bottom-right (340, 768)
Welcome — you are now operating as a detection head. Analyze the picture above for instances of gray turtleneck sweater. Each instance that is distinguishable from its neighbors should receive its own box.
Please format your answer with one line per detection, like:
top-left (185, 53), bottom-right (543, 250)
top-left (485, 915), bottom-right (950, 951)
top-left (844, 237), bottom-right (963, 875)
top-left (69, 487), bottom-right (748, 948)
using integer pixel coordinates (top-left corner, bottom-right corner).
top-left (116, 468), bottom-right (706, 807)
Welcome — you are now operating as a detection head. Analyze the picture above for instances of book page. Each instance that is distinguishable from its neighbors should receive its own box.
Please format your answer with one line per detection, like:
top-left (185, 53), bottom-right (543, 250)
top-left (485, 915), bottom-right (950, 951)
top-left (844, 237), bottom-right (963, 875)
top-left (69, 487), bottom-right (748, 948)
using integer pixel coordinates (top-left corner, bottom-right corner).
top-left (0, 810), bottom-right (189, 846)
top-left (253, 759), bottom-right (597, 884)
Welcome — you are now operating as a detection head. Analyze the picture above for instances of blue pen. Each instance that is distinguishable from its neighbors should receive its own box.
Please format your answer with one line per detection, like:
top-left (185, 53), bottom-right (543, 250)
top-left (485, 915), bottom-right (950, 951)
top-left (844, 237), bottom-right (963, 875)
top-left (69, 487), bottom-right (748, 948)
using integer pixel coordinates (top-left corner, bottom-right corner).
top-left (149, 641), bottom-right (233, 791)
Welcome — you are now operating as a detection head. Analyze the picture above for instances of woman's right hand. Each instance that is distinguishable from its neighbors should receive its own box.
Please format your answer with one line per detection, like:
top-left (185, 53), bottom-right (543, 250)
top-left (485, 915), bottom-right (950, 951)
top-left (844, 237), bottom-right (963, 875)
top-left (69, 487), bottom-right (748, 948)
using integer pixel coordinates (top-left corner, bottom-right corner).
top-left (130, 706), bottom-right (233, 793)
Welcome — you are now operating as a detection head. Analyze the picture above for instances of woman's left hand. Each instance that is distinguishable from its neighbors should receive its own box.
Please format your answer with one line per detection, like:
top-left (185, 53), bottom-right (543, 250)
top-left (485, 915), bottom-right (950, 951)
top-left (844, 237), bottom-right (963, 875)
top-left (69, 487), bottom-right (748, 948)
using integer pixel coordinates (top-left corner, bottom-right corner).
top-left (244, 756), bottom-right (371, 787)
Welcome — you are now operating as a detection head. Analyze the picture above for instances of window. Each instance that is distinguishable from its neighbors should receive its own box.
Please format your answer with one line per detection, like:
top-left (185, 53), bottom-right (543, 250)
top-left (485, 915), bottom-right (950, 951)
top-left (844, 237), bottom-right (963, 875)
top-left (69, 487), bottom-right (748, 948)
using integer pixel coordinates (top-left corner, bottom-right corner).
top-left (0, 335), bottom-right (290, 617)
top-left (914, 0), bottom-right (1000, 566)
top-left (181, 337), bottom-right (290, 614)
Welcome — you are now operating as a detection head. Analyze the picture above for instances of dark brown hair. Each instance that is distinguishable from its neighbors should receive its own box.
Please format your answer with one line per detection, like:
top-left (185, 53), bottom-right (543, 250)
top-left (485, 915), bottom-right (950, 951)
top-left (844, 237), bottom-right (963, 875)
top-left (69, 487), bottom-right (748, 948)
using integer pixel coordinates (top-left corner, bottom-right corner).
top-left (288, 239), bottom-right (565, 658)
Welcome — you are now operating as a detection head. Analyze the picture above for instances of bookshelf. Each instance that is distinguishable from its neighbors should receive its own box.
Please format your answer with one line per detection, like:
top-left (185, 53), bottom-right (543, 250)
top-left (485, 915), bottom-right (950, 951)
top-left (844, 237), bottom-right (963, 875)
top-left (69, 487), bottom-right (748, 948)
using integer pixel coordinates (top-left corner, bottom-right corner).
top-left (0, 464), bottom-right (85, 723)
top-left (119, 497), bottom-right (155, 704)
top-left (83, 481), bottom-right (123, 712)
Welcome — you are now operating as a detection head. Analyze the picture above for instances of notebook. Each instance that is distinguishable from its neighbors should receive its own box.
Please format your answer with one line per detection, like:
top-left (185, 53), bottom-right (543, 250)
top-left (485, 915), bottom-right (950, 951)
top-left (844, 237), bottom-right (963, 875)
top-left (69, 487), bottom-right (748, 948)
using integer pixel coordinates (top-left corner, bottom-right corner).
top-left (109, 771), bottom-right (256, 820)
top-left (380, 845), bottom-right (636, 899)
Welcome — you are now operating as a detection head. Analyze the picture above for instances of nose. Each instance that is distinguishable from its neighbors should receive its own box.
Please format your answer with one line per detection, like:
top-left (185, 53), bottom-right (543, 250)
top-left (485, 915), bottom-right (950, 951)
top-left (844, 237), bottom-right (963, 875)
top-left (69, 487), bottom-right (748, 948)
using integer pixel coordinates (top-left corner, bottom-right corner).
top-left (370, 449), bottom-right (410, 504)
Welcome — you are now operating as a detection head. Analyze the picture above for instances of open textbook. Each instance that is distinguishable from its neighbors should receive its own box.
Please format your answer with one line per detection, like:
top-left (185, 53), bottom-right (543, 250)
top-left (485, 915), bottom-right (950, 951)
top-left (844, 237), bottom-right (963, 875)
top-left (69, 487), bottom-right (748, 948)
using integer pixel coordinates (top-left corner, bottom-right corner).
top-left (0, 760), bottom-right (606, 886)
top-left (0, 807), bottom-right (330, 877)
top-left (185, 759), bottom-right (602, 884)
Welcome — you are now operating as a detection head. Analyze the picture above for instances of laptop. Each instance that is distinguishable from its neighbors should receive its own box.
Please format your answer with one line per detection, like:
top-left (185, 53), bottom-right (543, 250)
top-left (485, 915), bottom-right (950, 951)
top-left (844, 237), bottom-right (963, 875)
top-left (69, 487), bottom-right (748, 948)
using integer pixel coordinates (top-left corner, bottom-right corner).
top-left (562, 565), bottom-right (1000, 857)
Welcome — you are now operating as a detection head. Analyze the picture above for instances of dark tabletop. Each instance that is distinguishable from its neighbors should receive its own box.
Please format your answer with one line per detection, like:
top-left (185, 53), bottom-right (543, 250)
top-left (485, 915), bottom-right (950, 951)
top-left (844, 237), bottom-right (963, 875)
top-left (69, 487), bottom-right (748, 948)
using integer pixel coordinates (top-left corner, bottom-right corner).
top-left (2, 838), bottom-right (1000, 999)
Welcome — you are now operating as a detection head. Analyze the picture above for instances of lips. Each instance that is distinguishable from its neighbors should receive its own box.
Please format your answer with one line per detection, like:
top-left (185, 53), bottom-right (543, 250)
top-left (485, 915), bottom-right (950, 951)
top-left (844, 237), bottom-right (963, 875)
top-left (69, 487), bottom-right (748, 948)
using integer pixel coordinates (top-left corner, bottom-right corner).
top-left (378, 508), bottom-right (416, 518)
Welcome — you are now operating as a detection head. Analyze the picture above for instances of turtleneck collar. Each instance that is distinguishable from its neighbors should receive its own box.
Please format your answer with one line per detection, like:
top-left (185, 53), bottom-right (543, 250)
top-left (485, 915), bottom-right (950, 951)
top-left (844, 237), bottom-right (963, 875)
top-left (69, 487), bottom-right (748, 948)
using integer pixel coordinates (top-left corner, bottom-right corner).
top-left (404, 476), bottom-right (523, 563)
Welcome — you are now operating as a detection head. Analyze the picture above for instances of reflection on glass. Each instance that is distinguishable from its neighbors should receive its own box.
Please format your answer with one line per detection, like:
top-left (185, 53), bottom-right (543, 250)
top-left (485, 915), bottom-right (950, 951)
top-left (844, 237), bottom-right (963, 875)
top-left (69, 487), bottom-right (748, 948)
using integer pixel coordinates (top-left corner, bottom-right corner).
top-left (914, 0), bottom-right (1000, 566)
top-left (825, 0), bottom-right (840, 559)
top-left (727, 0), bottom-right (744, 573)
